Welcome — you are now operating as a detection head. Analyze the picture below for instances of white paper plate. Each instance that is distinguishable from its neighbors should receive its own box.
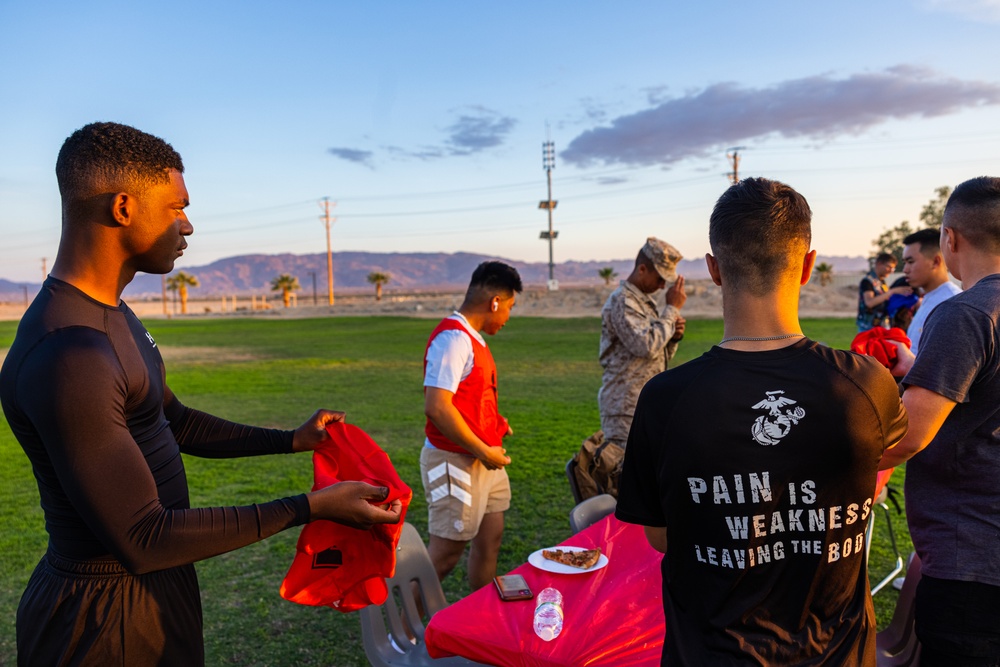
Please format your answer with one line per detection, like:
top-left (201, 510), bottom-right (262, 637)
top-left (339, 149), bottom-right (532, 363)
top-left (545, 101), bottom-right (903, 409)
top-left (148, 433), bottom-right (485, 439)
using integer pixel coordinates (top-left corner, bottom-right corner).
top-left (528, 546), bottom-right (609, 574)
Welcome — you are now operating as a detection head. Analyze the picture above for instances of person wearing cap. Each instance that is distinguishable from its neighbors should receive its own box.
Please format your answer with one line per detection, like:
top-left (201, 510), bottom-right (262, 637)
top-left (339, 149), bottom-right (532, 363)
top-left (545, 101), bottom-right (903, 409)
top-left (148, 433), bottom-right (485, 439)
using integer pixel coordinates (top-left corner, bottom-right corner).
top-left (0, 122), bottom-right (403, 666)
top-left (575, 237), bottom-right (686, 499)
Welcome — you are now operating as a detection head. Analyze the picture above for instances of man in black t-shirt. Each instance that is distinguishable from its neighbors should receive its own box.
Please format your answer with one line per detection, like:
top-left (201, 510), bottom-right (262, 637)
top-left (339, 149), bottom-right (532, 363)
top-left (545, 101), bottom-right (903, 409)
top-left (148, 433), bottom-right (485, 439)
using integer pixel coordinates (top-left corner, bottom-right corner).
top-left (0, 123), bottom-right (402, 665)
top-left (857, 252), bottom-right (912, 331)
top-left (881, 176), bottom-right (1000, 667)
top-left (616, 177), bottom-right (907, 666)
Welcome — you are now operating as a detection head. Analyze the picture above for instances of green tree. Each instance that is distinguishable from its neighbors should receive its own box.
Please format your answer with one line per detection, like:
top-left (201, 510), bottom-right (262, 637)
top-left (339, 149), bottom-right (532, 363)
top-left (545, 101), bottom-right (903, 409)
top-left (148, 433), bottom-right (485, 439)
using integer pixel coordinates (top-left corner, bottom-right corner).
top-left (870, 186), bottom-right (950, 264)
top-left (814, 262), bottom-right (834, 287)
top-left (270, 274), bottom-right (300, 308)
top-left (367, 271), bottom-right (390, 301)
top-left (165, 271), bottom-right (199, 314)
top-left (598, 267), bottom-right (618, 285)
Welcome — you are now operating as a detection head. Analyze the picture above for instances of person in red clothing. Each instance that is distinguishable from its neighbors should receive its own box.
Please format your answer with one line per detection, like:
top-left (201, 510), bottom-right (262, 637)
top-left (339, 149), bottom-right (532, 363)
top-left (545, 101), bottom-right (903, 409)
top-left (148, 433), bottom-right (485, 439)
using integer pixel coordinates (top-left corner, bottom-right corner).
top-left (421, 261), bottom-right (522, 590)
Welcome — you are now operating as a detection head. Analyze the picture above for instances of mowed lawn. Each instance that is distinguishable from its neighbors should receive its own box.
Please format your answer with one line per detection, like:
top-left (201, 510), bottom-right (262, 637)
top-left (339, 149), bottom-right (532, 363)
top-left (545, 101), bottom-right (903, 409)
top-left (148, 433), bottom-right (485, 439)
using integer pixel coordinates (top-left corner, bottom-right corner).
top-left (0, 315), bottom-right (912, 666)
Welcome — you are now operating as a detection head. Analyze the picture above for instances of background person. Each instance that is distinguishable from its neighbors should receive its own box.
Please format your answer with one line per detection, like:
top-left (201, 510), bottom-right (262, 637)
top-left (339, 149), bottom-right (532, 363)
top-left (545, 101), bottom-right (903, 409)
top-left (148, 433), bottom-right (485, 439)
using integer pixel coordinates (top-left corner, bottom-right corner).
top-left (900, 228), bottom-right (961, 355)
top-left (880, 176), bottom-right (1000, 667)
top-left (617, 177), bottom-right (906, 665)
top-left (857, 252), bottom-right (912, 331)
top-left (0, 122), bottom-right (402, 666)
top-left (420, 261), bottom-right (521, 591)
top-left (575, 237), bottom-right (685, 499)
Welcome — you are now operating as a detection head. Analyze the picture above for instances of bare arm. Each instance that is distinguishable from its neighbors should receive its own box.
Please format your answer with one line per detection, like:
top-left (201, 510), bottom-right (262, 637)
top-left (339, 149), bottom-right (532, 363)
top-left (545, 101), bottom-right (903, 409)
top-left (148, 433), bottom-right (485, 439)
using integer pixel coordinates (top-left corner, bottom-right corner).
top-left (425, 387), bottom-right (510, 469)
top-left (643, 526), bottom-right (668, 553)
top-left (863, 286), bottom-right (912, 308)
top-left (879, 386), bottom-right (956, 469)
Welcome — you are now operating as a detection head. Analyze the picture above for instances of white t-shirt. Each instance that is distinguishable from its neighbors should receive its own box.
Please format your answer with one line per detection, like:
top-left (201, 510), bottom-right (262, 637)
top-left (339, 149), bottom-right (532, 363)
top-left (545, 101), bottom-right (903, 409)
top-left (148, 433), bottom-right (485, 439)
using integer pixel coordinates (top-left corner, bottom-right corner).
top-left (910, 280), bottom-right (962, 356)
top-left (423, 312), bottom-right (484, 448)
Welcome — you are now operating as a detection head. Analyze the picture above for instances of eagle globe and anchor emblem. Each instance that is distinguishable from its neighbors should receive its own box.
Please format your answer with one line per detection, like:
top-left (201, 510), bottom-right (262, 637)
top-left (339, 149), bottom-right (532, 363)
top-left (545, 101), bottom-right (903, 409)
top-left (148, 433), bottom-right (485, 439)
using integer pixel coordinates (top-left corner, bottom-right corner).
top-left (751, 390), bottom-right (806, 446)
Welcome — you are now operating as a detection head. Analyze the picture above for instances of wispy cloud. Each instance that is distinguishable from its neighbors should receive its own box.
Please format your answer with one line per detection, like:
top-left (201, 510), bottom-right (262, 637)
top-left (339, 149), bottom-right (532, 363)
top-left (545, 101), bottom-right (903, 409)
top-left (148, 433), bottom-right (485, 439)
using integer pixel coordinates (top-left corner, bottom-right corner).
top-left (327, 147), bottom-right (375, 168)
top-left (921, 0), bottom-right (1000, 22)
top-left (444, 108), bottom-right (517, 155)
top-left (561, 66), bottom-right (1000, 168)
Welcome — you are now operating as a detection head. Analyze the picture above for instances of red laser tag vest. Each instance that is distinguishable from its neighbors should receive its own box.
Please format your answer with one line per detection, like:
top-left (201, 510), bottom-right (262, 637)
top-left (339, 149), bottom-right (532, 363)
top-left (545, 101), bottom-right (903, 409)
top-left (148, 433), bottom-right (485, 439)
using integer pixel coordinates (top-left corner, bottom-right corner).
top-left (423, 317), bottom-right (508, 454)
top-left (851, 326), bottom-right (911, 371)
top-left (280, 422), bottom-right (411, 612)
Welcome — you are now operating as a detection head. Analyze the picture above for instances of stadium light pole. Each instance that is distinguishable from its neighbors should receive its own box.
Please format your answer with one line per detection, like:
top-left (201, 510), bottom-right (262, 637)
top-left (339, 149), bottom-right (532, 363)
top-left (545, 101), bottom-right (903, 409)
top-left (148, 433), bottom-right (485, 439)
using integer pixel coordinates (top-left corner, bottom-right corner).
top-left (538, 141), bottom-right (558, 290)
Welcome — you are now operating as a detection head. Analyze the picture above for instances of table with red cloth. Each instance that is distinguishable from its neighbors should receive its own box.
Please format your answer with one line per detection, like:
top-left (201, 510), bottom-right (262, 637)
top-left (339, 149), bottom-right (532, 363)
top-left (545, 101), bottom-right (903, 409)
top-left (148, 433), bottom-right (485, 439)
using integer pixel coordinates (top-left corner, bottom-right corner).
top-left (425, 514), bottom-right (665, 667)
top-left (425, 470), bottom-right (896, 667)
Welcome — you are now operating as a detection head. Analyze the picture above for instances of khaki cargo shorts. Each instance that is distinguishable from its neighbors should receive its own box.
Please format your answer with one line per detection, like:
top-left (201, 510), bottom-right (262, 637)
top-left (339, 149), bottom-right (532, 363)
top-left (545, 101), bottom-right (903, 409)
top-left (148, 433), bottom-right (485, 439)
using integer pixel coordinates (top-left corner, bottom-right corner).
top-left (420, 446), bottom-right (511, 542)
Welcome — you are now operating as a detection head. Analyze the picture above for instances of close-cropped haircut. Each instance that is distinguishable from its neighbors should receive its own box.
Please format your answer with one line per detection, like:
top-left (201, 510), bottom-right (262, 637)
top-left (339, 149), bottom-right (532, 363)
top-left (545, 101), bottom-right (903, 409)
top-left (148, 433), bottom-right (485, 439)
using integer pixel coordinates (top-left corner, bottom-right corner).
top-left (875, 252), bottom-right (896, 265)
top-left (903, 228), bottom-right (941, 256)
top-left (55, 122), bottom-right (184, 202)
top-left (708, 177), bottom-right (812, 296)
top-left (635, 249), bottom-right (656, 271)
top-left (944, 176), bottom-right (1000, 254)
top-left (467, 261), bottom-right (523, 298)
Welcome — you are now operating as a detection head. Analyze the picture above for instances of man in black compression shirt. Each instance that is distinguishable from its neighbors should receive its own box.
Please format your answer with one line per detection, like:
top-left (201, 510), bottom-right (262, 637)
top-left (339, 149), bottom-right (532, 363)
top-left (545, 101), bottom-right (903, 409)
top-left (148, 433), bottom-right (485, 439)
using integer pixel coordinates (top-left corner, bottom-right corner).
top-left (0, 122), bottom-right (402, 666)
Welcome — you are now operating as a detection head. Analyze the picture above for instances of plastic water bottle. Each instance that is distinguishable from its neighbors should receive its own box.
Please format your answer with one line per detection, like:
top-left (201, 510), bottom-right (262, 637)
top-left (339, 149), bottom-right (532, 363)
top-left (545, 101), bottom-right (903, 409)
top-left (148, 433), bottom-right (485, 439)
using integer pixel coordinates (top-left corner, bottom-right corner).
top-left (533, 587), bottom-right (564, 641)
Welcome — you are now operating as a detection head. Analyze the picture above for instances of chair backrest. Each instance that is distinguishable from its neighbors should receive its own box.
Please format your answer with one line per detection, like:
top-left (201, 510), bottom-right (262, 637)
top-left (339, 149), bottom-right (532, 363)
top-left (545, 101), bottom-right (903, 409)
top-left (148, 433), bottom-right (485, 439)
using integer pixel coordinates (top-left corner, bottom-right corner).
top-left (569, 494), bottom-right (617, 533)
top-left (359, 522), bottom-right (453, 666)
top-left (876, 552), bottom-right (923, 666)
top-left (565, 458), bottom-right (583, 505)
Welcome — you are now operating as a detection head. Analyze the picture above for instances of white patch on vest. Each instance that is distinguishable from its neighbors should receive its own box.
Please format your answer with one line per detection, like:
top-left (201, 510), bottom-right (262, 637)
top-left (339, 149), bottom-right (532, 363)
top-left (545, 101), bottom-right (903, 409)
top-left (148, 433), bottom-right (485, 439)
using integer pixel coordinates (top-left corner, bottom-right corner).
top-left (453, 519), bottom-right (465, 533)
top-left (427, 463), bottom-right (447, 483)
top-left (450, 485), bottom-right (472, 507)
top-left (447, 463), bottom-right (472, 487)
top-left (430, 485), bottom-right (449, 502)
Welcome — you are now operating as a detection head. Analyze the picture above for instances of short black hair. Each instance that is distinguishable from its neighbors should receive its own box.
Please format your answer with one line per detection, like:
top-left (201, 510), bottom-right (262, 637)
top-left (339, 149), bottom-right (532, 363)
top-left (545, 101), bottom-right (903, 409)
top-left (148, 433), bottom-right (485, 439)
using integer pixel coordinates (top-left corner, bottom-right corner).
top-left (708, 177), bottom-right (812, 296)
top-left (944, 176), bottom-right (1000, 254)
top-left (55, 121), bottom-right (184, 202)
top-left (874, 252), bottom-right (897, 265)
top-left (634, 249), bottom-right (656, 272)
top-left (467, 261), bottom-right (523, 297)
top-left (902, 228), bottom-right (941, 256)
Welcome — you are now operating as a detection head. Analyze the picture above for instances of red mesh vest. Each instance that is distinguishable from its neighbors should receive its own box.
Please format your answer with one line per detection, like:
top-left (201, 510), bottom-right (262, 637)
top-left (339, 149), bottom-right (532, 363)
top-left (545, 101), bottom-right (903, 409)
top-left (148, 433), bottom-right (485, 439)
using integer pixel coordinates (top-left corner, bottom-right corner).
top-left (423, 317), bottom-right (508, 454)
top-left (280, 422), bottom-right (411, 611)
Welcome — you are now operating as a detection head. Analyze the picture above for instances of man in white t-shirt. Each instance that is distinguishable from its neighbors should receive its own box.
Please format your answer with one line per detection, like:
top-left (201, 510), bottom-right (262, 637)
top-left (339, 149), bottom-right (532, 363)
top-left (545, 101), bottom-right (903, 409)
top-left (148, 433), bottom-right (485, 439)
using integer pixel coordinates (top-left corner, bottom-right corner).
top-left (902, 228), bottom-right (961, 355)
top-left (420, 261), bottom-right (522, 591)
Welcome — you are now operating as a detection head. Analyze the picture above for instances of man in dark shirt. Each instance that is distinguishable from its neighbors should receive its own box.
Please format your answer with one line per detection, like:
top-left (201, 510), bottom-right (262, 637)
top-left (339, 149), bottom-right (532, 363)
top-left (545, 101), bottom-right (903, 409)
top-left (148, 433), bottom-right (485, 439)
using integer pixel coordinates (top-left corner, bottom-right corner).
top-left (616, 177), bottom-right (906, 665)
top-left (881, 176), bottom-right (1000, 667)
top-left (857, 252), bottom-right (912, 331)
top-left (0, 122), bottom-right (402, 666)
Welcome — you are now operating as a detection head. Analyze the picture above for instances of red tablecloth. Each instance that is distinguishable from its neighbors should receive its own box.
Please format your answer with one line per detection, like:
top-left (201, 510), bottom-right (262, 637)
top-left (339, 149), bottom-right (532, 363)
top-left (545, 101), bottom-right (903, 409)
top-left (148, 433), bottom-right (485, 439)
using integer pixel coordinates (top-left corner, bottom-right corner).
top-left (425, 515), bottom-right (665, 667)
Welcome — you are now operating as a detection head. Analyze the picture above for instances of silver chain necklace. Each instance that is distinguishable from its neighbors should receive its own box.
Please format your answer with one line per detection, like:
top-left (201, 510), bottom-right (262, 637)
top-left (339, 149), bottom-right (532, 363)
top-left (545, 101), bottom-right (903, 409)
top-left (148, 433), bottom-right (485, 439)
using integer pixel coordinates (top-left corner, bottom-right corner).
top-left (719, 333), bottom-right (804, 345)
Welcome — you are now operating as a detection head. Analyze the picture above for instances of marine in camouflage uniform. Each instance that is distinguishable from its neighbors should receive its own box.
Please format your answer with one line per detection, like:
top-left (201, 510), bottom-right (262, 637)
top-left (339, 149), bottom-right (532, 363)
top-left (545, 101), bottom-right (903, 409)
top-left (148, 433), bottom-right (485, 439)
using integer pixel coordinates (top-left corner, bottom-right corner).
top-left (573, 237), bottom-right (686, 500)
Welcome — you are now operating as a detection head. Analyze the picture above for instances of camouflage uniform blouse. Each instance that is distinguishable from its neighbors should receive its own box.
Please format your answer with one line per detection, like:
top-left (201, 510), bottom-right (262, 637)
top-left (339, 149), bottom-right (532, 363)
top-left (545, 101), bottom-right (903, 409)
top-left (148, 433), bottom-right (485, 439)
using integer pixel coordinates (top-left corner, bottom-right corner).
top-left (598, 280), bottom-right (681, 447)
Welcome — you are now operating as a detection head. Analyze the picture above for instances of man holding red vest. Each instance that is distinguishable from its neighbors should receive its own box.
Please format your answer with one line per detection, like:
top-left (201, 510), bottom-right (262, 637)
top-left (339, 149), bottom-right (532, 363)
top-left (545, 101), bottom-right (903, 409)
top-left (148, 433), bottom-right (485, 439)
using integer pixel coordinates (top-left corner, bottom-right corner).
top-left (421, 261), bottom-right (522, 590)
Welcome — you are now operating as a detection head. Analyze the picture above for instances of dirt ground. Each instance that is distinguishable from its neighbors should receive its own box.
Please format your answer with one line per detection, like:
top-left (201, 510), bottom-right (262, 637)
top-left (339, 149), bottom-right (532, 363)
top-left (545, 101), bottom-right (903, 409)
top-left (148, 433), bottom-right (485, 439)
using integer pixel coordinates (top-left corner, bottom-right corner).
top-left (0, 280), bottom-right (858, 323)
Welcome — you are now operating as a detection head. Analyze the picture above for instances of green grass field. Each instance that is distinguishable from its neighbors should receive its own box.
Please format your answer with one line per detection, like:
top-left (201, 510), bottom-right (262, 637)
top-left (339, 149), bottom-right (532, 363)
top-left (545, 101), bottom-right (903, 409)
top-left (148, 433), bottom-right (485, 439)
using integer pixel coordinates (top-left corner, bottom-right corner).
top-left (0, 315), bottom-right (912, 666)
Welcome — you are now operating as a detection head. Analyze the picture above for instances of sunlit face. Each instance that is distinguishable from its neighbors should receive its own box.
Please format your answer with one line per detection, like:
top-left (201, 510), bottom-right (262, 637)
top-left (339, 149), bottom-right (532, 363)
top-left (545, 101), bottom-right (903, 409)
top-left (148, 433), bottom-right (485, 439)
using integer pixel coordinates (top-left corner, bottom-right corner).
top-left (636, 264), bottom-right (666, 294)
top-left (483, 294), bottom-right (516, 335)
top-left (129, 170), bottom-right (193, 274)
top-left (901, 243), bottom-right (936, 290)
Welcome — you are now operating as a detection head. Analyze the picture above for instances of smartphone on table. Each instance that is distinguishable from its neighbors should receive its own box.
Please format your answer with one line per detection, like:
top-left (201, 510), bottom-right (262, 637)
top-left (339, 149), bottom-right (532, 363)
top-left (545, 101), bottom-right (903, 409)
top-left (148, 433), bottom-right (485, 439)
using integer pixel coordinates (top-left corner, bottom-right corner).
top-left (494, 574), bottom-right (533, 601)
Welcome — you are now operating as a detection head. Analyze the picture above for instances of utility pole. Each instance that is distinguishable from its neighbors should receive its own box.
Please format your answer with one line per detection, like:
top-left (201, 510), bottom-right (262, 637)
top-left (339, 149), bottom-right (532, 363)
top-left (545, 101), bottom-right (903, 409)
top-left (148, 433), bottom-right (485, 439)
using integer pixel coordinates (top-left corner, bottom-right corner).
top-left (309, 271), bottom-right (317, 305)
top-left (319, 198), bottom-right (336, 305)
top-left (726, 147), bottom-right (746, 185)
top-left (161, 275), bottom-right (168, 316)
top-left (538, 141), bottom-right (559, 290)
top-left (41, 257), bottom-right (47, 283)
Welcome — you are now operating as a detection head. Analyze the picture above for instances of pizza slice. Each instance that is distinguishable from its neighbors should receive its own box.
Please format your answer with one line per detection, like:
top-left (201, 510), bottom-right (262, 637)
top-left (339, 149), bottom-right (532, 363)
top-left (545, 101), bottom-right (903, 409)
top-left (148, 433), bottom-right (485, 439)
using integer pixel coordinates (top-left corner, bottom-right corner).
top-left (541, 547), bottom-right (602, 570)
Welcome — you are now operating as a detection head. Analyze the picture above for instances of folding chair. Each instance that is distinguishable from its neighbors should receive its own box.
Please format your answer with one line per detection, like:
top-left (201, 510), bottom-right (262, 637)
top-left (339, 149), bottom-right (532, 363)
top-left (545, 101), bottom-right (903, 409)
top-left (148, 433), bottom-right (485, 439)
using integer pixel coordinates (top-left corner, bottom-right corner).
top-left (866, 484), bottom-right (905, 595)
top-left (569, 494), bottom-right (617, 533)
top-left (876, 552), bottom-right (923, 667)
top-left (565, 458), bottom-right (584, 505)
top-left (358, 522), bottom-right (488, 666)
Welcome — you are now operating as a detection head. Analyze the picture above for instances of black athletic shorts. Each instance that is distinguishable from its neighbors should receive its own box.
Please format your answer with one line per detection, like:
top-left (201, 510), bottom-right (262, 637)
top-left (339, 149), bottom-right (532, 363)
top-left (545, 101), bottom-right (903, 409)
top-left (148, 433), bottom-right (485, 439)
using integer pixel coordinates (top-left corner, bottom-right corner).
top-left (17, 552), bottom-right (204, 666)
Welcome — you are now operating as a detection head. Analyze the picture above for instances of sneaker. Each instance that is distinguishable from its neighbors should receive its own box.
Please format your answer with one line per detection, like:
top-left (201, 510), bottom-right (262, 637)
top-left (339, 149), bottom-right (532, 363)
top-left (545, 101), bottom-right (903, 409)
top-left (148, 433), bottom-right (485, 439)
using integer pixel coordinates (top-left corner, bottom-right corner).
top-left (892, 576), bottom-right (905, 591)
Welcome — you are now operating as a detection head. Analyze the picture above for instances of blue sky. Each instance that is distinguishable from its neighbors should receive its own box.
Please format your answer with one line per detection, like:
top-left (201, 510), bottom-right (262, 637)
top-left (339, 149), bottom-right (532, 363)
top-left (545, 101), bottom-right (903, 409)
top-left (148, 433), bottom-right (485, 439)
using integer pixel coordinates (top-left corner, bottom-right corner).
top-left (2, 0), bottom-right (1000, 283)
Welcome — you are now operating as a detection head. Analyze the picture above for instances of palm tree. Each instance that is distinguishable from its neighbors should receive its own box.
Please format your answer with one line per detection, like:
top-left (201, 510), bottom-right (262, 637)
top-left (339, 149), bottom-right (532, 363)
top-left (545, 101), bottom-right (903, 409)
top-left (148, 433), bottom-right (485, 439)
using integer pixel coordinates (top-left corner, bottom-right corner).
top-left (598, 267), bottom-right (618, 286)
top-left (270, 274), bottom-right (300, 308)
top-left (814, 262), bottom-right (834, 287)
top-left (367, 272), bottom-right (390, 301)
top-left (165, 271), bottom-right (199, 314)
